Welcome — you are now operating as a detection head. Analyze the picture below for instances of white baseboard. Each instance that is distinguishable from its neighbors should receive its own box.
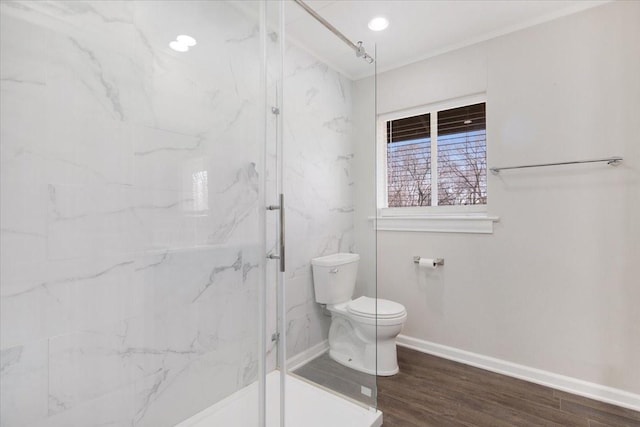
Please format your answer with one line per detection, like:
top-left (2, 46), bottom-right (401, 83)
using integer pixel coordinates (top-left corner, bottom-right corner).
top-left (397, 334), bottom-right (640, 412)
top-left (287, 340), bottom-right (329, 371)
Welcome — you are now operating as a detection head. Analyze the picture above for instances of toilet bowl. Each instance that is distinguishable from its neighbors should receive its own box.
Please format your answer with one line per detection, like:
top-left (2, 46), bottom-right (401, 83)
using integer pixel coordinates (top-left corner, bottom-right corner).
top-left (311, 253), bottom-right (407, 376)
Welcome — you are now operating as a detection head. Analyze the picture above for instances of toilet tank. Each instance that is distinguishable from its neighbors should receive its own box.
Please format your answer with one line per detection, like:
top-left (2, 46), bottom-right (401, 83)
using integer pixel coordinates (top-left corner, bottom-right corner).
top-left (311, 253), bottom-right (360, 304)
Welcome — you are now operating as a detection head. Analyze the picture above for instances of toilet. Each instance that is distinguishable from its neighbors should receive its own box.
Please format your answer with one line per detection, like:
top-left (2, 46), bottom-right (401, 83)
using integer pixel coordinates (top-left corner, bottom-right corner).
top-left (311, 253), bottom-right (407, 376)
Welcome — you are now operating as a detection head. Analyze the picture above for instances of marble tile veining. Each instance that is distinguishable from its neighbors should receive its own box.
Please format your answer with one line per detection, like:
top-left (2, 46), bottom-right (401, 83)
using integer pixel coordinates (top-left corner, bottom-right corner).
top-left (0, 341), bottom-right (49, 426)
top-left (1, 1), bottom-right (266, 425)
top-left (281, 44), bottom-right (355, 359)
top-left (0, 0), bottom-right (356, 425)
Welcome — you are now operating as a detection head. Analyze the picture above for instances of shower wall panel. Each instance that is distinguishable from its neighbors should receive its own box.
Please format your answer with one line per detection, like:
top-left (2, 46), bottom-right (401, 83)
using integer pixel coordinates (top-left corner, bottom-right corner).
top-left (281, 44), bottom-right (355, 359)
top-left (0, 1), bottom-right (263, 426)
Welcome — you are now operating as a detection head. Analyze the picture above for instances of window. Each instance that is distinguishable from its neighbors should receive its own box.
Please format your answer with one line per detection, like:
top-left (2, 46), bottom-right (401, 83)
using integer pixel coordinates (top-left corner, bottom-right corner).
top-left (437, 103), bottom-right (487, 206)
top-left (383, 99), bottom-right (487, 210)
top-left (375, 95), bottom-right (496, 233)
top-left (386, 113), bottom-right (433, 207)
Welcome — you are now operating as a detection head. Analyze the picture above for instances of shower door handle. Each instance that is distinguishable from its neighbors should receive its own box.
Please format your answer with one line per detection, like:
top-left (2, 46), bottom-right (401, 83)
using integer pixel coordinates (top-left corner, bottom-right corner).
top-left (278, 193), bottom-right (285, 272)
top-left (267, 193), bottom-right (285, 272)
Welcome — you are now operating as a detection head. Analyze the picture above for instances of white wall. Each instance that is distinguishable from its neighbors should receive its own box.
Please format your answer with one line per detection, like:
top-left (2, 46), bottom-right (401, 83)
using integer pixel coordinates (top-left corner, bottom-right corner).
top-left (354, 1), bottom-right (640, 395)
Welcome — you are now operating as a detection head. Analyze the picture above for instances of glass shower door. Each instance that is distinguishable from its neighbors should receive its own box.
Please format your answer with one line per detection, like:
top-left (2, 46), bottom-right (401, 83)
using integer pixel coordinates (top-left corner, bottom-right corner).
top-left (0, 1), bottom-right (268, 425)
top-left (278, 0), bottom-right (379, 417)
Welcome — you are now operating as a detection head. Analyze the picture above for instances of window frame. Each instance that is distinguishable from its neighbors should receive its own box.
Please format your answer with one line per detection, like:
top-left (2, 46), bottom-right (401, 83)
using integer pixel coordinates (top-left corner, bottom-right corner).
top-left (377, 93), bottom-right (488, 215)
top-left (374, 93), bottom-right (498, 233)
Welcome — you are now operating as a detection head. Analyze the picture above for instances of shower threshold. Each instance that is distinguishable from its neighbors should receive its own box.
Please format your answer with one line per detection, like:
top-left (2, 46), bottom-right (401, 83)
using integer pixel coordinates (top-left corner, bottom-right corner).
top-left (177, 371), bottom-right (382, 426)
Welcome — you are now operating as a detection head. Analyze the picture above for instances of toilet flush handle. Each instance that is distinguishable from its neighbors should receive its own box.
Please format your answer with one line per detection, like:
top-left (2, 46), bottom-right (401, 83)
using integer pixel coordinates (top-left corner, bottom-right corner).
top-left (329, 268), bottom-right (339, 274)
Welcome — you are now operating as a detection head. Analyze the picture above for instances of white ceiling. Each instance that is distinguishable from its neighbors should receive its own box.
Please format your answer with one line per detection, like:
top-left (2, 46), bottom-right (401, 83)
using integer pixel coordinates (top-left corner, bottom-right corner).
top-left (284, 0), bottom-right (609, 80)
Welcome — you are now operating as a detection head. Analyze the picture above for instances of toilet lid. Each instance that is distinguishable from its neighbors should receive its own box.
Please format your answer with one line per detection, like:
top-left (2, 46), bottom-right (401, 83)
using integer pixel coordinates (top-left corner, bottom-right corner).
top-left (347, 296), bottom-right (406, 319)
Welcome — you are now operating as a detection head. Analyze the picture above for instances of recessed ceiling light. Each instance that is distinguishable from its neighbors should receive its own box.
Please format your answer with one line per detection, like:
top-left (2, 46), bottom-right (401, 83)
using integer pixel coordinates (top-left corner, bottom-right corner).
top-left (169, 35), bottom-right (196, 52)
top-left (464, 119), bottom-right (472, 124)
top-left (169, 40), bottom-right (189, 52)
top-left (368, 17), bottom-right (389, 32)
top-left (177, 35), bottom-right (197, 47)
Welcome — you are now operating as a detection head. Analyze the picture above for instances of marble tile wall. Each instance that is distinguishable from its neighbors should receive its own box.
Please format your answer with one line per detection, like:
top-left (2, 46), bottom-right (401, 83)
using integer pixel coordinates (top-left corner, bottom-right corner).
top-left (1, 1), bottom-right (264, 426)
top-left (282, 47), bottom-right (355, 358)
top-left (0, 1), bottom-right (355, 425)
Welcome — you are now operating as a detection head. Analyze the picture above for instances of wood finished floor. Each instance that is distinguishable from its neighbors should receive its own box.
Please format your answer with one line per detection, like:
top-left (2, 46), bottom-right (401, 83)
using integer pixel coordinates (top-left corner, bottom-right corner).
top-left (294, 346), bottom-right (640, 426)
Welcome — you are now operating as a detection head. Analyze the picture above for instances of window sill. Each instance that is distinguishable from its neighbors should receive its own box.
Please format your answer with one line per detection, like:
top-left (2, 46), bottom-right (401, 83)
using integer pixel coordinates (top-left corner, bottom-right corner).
top-left (368, 214), bottom-right (499, 234)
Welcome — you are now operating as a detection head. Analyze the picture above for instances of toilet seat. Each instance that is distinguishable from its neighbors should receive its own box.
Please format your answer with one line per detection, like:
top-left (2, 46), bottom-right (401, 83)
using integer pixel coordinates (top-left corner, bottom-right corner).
top-left (347, 296), bottom-right (406, 320)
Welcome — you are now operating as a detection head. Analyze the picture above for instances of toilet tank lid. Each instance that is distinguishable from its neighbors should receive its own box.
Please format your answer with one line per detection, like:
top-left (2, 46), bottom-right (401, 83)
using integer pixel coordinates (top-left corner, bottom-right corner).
top-left (311, 253), bottom-right (360, 267)
top-left (348, 296), bottom-right (406, 318)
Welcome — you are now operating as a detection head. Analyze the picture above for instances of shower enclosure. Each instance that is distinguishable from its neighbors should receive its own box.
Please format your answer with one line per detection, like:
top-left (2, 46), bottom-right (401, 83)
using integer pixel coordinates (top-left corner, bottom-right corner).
top-left (0, 0), bottom-right (378, 426)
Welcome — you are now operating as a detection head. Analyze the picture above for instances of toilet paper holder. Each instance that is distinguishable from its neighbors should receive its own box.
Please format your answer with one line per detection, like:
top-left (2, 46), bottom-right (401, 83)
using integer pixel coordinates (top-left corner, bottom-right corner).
top-left (413, 256), bottom-right (445, 267)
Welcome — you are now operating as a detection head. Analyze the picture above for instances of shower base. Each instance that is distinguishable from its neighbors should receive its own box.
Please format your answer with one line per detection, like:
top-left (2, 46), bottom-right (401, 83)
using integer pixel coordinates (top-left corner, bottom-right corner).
top-left (177, 371), bottom-right (382, 427)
